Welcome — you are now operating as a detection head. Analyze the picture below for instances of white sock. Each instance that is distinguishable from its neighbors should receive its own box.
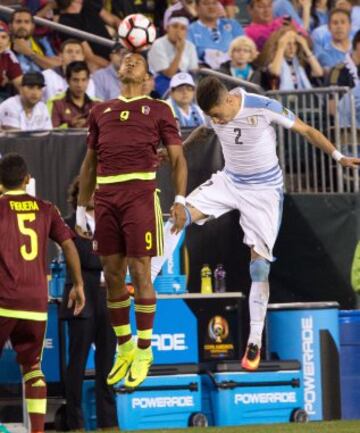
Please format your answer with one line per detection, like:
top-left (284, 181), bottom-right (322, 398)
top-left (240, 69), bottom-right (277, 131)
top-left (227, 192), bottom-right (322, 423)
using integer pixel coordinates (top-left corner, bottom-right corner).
top-left (248, 281), bottom-right (270, 348)
top-left (151, 220), bottom-right (184, 282)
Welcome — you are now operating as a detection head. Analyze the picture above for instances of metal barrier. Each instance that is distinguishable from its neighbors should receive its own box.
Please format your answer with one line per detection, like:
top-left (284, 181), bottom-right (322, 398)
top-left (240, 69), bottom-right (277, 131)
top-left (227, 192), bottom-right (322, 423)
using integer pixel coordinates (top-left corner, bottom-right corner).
top-left (266, 87), bottom-right (359, 193)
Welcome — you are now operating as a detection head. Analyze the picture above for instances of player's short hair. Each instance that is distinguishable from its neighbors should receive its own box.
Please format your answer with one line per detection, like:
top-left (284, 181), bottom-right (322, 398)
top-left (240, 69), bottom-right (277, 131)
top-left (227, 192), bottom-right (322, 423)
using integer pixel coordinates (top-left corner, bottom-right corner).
top-left (66, 61), bottom-right (90, 81)
top-left (67, 176), bottom-right (79, 210)
top-left (0, 153), bottom-right (29, 189)
top-left (196, 76), bottom-right (228, 113)
top-left (60, 38), bottom-right (83, 53)
top-left (10, 7), bottom-right (33, 23)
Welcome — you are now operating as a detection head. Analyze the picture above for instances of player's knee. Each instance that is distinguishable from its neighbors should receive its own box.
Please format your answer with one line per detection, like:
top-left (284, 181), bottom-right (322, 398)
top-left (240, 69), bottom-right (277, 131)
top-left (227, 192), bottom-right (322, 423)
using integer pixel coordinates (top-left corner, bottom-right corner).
top-left (249, 259), bottom-right (270, 282)
top-left (128, 258), bottom-right (152, 293)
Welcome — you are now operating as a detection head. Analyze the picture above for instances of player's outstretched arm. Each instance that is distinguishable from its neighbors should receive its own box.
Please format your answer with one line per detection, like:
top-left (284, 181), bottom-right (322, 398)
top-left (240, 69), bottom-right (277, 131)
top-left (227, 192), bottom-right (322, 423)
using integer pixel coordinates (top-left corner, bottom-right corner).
top-left (183, 125), bottom-right (213, 150)
top-left (291, 117), bottom-right (360, 168)
top-left (61, 239), bottom-right (85, 316)
top-left (167, 144), bottom-right (188, 234)
top-left (76, 149), bottom-right (97, 239)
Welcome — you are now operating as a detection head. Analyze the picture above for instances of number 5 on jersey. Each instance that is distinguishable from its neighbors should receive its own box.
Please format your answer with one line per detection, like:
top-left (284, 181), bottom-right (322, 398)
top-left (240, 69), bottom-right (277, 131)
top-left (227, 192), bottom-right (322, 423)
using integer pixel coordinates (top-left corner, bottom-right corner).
top-left (17, 213), bottom-right (38, 261)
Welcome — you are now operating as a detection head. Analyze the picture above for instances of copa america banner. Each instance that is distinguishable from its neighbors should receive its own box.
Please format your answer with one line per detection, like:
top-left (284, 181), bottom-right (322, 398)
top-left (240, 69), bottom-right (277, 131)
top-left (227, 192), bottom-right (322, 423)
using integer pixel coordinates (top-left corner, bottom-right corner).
top-left (0, 130), bottom-right (357, 307)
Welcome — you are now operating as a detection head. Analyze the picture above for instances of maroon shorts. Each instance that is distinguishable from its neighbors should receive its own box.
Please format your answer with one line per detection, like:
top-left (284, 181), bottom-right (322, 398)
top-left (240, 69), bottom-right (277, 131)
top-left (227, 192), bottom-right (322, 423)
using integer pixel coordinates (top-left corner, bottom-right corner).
top-left (0, 317), bottom-right (46, 366)
top-left (94, 181), bottom-right (164, 257)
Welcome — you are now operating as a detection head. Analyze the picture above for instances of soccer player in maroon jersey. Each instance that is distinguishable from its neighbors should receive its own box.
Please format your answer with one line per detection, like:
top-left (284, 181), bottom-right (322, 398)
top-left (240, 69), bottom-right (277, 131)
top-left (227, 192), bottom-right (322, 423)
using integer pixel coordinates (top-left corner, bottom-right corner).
top-left (0, 153), bottom-right (85, 433)
top-left (76, 52), bottom-right (188, 389)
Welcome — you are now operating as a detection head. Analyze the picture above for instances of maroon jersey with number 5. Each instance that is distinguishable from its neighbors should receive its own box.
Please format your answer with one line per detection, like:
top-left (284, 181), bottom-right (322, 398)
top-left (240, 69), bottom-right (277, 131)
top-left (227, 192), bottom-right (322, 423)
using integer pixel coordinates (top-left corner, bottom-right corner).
top-left (0, 192), bottom-right (73, 315)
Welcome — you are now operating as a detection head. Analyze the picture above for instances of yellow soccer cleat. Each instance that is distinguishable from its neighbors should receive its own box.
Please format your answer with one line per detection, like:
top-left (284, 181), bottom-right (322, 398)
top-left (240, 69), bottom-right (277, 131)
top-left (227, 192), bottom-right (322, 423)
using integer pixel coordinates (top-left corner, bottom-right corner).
top-left (107, 340), bottom-right (135, 386)
top-left (241, 343), bottom-right (261, 371)
top-left (124, 347), bottom-right (153, 389)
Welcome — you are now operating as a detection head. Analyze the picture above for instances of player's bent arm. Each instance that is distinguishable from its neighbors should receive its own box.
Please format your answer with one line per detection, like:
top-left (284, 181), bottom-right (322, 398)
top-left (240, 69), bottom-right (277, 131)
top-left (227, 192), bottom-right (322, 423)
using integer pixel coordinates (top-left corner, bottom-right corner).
top-left (291, 117), bottom-right (360, 168)
top-left (61, 238), bottom-right (85, 315)
top-left (183, 125), bottom-right (213, 150)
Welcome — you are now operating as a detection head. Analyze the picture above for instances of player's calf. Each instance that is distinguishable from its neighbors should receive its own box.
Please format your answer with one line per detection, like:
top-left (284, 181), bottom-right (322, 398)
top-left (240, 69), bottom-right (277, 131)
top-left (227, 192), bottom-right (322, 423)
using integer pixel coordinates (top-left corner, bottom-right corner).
top-left (242, 258), bottom-right (270, 371)
top-left (22, 365), bottom-right (47, 433)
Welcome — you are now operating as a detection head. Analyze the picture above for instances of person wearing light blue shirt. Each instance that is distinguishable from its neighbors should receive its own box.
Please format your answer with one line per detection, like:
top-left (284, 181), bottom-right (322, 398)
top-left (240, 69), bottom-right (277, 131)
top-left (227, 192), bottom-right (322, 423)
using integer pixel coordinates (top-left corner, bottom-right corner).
top-left (314, 8), bottom-right (352, 69)
top-left (93, 44), bottom-right (125, 101)
top-left (187, 0), bottom-right (244, 69)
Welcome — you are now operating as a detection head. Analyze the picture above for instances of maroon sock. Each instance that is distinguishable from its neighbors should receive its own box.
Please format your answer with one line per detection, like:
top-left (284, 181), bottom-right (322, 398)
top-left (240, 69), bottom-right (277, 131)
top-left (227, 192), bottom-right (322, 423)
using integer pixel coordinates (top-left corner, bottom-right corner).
top-left (135, 297), bottom-right (156, 349)
top-left (108, 293), bottom-right (132, 345)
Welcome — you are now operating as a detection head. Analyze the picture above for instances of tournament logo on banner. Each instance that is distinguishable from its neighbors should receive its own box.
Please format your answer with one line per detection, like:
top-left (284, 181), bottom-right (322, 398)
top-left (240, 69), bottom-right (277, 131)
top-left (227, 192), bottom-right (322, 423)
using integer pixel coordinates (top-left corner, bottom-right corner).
top-left (204, 315), bottom-right (234, 359)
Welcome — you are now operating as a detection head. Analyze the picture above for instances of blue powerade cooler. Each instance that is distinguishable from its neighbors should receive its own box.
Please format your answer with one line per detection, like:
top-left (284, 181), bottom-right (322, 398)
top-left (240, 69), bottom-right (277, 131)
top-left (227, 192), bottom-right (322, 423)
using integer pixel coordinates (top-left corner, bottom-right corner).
top-left (115, 365), bottom-right (205, 430)
top-left (267, 302), bottom-right (341, 421)
top-left (201, 360), bottom-right (306, 426)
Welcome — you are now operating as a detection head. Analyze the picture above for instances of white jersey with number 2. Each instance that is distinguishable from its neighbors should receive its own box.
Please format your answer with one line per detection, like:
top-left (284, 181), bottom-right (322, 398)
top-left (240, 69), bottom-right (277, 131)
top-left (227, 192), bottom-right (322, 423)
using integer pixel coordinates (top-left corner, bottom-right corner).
top-left (186, 88), bottom-right (297, 261)
top-left (211, 87), bottom-right (295, 189)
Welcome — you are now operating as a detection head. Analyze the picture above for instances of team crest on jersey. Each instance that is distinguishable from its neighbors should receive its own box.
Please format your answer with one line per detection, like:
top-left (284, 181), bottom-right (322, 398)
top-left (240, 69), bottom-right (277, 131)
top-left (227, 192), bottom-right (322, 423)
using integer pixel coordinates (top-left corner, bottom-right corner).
top-left (142, 106), bottom-right (151, 115)
top-left (282, 107), bottom-right (291, 117)
top-left (247, 116), bottom-right (258, 126)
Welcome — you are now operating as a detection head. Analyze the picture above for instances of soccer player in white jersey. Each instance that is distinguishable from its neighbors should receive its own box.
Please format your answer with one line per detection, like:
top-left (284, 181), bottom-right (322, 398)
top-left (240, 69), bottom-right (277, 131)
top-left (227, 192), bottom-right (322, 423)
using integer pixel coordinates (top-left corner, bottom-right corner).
top-left (151, 76), bottom-right (360, 371)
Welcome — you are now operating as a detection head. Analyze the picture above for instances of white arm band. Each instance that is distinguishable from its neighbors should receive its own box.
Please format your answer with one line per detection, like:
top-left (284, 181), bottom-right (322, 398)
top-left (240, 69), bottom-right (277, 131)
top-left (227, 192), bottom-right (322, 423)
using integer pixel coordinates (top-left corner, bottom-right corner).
top-left (332, 150), bottom-right (344, 162)
top-left (174, 195), bottom-right (186, 206)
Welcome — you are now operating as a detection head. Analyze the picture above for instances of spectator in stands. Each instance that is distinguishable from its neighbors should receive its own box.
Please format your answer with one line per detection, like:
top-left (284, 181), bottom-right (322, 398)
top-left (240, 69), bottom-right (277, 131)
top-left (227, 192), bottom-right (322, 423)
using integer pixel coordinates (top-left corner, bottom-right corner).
top-left (148, 15), bottom-right (198, 97)
top-left (328, 29), bottom-right (360, 127)
top-left (42, 39), bottom-right (96, 101)
top-left (314, 8), bottom-right (352, 70)
top-left (48, 61), bottom-right (100, 128)
top-left (60, 177), bottom-right (118, 431)
top-left (57, 0), bottom-right (119, 61)
top-left (164, 0), bottom-right (198, 29)
top-left (245, 0), bottom-right (306, 51)
top-left (219, 0), bottom-right (237, 18)
top-left (219, 35), bottom-right (261, 84)
top-left (0, 21), bottom-right (22, 102)
top-left (258, 26), bottom-right (323, 89)
top-left (311, 0), bottom-right (358, 54)
top-left (92, 43), bottom-right (126, 101)
top-left (0, 71), bottom-right (52, 130)
top-left (187, 0), bottom-right (244, 69)
top-left (310, 0), bottom-right (331, 31)
top-left (273, 0), bottom-right (312, 30)
top-left (9, 7), bottom-right (60, 73)
top-left (166, 72), bottom-right (205, 128)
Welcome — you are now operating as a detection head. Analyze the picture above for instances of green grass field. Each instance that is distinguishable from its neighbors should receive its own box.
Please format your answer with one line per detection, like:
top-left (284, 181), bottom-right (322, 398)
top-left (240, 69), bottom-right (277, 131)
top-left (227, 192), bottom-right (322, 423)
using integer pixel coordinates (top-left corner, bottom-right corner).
top-left (62, 421), bottom-right (360, 433)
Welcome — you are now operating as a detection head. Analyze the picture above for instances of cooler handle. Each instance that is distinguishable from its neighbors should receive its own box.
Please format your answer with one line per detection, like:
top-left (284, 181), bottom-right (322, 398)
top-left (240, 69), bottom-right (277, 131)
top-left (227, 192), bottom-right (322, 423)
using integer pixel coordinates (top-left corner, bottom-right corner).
top-left (217, 379), bottom-right (300, 390)
top-left (116, 382), bottom-right (198, 394)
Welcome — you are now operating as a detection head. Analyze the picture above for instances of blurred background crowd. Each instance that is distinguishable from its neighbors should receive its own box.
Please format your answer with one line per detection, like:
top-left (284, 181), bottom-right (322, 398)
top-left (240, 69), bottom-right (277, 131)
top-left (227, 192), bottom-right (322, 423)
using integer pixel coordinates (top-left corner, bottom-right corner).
top-left (0, 0), bottom-right (360, 131)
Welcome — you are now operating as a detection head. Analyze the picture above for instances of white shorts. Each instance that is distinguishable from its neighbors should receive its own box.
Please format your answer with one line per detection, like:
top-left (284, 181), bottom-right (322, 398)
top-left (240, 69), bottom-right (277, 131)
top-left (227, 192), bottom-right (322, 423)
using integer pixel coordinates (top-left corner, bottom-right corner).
top-left (186, 171), bottom-right (283, 262)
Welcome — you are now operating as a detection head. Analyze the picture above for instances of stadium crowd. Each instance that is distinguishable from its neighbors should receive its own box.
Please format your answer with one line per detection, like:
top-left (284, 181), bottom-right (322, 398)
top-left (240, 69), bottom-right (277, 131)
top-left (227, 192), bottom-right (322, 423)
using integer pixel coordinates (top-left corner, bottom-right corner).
top-left (0, 0), bottom-right (360, 131)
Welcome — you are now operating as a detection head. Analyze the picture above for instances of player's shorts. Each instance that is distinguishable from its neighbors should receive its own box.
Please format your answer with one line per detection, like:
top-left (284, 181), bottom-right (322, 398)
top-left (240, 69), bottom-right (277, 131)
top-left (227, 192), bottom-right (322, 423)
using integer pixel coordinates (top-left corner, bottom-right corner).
top-left (0, 316), bottom-right (46, 366)
top-left (186, 170), bottom-right (283, 262)
top-left (94, 181), bottom-right (164, 257)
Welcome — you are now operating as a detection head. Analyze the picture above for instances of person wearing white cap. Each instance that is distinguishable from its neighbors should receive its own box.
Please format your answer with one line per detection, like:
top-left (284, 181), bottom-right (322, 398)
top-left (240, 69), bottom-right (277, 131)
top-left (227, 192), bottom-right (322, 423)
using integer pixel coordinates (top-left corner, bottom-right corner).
top-left (166, 72), bottom-right (205, 128)
top-left (148, 15), bottom-right (199, 97)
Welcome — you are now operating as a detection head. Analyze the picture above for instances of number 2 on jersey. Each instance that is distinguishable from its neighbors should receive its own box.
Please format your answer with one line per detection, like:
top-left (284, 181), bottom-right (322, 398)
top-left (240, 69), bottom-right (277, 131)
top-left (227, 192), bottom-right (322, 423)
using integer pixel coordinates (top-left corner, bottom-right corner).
top-left (234, 128), bottom-right (243, 144)
top-left (17, 213), bottom-right (38, 261)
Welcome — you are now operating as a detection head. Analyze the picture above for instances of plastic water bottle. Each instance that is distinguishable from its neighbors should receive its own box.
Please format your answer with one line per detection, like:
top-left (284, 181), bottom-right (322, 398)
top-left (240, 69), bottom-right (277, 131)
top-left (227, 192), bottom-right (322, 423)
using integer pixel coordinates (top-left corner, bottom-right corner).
top-left (214, 264), bottom-right (226, 293)
top-left (201, 264), bottom-right (213, 294)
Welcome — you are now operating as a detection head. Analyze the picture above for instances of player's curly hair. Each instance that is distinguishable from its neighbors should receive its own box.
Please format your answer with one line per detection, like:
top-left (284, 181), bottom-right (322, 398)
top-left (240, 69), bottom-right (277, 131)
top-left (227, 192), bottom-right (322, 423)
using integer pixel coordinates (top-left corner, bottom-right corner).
top-left (0, 153), bottom-right (28, 189)
top-left (196, 76), bottom-right (227, 113)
